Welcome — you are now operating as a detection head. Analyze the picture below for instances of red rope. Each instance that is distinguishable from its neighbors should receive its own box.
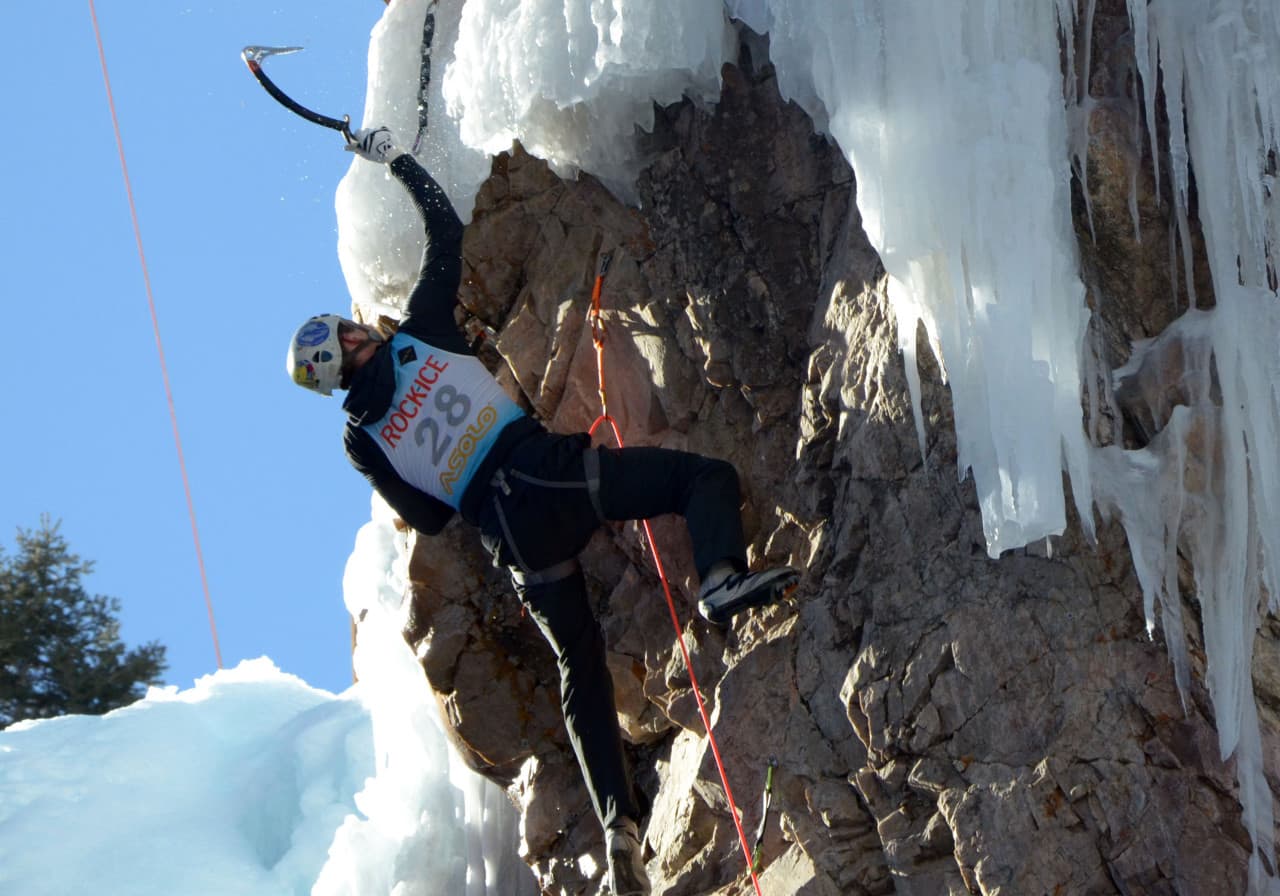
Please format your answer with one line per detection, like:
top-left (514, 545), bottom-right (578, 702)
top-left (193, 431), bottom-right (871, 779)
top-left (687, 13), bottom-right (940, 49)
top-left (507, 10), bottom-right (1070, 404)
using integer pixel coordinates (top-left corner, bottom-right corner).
top-left (89, 0), bottom-right (223, 670)
top-left (587, 260), bottom-right (765, 895)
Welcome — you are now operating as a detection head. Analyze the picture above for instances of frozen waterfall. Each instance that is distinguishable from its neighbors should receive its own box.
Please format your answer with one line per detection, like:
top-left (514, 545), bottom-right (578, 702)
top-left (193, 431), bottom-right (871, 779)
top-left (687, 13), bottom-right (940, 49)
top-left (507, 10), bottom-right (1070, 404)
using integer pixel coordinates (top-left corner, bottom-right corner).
top-left (337, 0), bottom-right (1280, 890)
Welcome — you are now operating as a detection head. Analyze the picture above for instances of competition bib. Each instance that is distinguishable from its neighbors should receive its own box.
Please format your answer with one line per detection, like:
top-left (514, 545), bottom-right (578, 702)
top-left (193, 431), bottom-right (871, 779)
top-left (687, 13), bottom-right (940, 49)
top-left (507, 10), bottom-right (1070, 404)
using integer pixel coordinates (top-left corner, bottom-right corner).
top-left (363, 332), bottom-right (524, 508)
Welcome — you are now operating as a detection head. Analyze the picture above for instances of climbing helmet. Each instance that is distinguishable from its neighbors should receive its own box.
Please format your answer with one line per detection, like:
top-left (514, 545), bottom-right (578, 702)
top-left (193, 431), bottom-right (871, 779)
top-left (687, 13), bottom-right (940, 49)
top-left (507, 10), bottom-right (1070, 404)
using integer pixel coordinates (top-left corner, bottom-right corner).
top-left (287, 314), bottom-right (346, 396)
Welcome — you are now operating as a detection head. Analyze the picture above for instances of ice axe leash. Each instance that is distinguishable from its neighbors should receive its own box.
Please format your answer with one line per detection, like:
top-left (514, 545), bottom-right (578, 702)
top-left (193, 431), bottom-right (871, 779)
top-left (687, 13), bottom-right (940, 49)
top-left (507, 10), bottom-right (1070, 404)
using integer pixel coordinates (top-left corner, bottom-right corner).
top-left (241, 46), bottom-right (353, 141)
top-left (751, 757), bottom-right (778, 874)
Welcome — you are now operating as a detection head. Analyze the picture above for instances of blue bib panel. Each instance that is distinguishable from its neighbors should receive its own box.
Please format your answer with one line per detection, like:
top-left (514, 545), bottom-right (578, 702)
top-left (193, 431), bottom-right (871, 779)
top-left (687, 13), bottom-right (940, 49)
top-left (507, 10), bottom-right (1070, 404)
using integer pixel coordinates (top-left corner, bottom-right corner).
top-left (363, 332), bottom-right (525, 509)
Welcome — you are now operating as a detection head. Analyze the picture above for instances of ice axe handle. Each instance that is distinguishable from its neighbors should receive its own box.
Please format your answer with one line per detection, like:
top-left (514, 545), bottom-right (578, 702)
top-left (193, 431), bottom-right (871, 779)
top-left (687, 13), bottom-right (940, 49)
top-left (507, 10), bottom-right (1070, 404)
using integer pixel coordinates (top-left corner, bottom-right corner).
top-left (242, 46), bottom-right (353, 141)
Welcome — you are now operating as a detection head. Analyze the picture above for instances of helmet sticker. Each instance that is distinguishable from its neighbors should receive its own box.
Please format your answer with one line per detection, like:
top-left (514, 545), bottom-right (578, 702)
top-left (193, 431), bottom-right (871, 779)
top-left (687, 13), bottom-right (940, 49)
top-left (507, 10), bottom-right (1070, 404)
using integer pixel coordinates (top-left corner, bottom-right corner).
top-left (292, 361), bottom-right (319, 389)
top-left (296, 319), bottom-right (332, 347)
top-left (312, 349), bottom-right (335, 363)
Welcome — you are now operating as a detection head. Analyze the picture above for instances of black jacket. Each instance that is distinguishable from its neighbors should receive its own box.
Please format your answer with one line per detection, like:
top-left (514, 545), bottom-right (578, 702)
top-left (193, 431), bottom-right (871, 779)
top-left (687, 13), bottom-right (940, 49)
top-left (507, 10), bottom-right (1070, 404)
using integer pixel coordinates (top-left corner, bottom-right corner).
top-left (341, 154), bottom-right (541, 533)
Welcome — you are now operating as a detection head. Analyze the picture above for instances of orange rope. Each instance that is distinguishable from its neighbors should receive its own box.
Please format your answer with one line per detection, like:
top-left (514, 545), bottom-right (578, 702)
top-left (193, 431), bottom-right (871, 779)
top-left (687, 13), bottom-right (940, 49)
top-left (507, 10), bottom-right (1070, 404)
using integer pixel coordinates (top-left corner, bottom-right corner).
top-left (587, 255), bottom-right (765, 896)
top-left (89, 0), bottom-right (223, 670)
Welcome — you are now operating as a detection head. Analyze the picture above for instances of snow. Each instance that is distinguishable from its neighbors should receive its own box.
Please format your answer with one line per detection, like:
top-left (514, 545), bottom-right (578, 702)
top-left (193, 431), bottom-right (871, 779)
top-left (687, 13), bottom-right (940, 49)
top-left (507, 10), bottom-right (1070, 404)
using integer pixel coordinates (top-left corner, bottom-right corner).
top-left (336, 0), bottom-right (491, 316)
top-left (445, 0), bottom-right (733, 204)
top-left (319, 495), bottom-right (533, 896)
top-left (0, 497), bottom-right (533, 896)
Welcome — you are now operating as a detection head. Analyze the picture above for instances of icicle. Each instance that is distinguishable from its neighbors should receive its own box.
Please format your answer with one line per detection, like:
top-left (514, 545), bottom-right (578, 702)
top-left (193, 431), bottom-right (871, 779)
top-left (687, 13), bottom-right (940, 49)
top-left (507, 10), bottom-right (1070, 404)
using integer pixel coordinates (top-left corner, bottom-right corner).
top-left (1063, 0), bottom-right (1099, 243)
top-left (1096, 330), bottom-right (1205, 708)
top-left (1079, 0), bottom-right (1096, 127)
top-left (1109, 2), bottom-right (1280, 886)
top-left (1126, 0), bottom-right (1160, 198)
top-left (755, 0), bottom-right (1096, 556)
top-left (1127, 88), bottom-right (1142, 243)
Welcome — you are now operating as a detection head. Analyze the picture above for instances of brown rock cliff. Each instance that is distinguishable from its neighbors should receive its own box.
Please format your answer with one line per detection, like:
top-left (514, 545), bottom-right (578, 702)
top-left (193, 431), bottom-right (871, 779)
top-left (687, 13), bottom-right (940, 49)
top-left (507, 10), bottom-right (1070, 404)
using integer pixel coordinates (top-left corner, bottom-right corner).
top-left (394, 11), bottom-right (1279, 895)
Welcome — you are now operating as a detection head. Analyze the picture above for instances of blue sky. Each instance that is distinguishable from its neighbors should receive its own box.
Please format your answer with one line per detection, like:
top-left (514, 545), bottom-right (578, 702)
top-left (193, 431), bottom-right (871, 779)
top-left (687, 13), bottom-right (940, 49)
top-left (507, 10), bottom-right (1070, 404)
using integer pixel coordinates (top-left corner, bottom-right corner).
top-left (2, 2), bottom-right (395, 695)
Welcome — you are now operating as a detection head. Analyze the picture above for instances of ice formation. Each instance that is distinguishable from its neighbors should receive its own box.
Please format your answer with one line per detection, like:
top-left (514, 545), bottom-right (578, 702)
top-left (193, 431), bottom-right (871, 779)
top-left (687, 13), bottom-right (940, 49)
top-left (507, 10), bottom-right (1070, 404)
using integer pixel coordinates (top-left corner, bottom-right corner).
top-left (0, 659), bottom-right (370, 895)
top-left (320, 494), bottom-right (534, 896)
top-left (0, 631), bottom-right (532, 896)
top-left (731, 0), bottom-right (1096, 558)
top-left (1104, 3), bottom-right (1280, 888)
top-left (444, 0), bottom-right (733, 203)
top-left (335, 0), bottom-right (1280, 888)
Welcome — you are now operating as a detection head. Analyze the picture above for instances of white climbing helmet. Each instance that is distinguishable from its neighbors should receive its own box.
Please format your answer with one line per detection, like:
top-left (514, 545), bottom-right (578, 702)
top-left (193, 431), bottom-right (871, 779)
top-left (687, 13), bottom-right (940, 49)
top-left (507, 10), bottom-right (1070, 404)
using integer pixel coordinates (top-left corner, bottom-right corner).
top-left (287, 314), bottom-right (345, 396)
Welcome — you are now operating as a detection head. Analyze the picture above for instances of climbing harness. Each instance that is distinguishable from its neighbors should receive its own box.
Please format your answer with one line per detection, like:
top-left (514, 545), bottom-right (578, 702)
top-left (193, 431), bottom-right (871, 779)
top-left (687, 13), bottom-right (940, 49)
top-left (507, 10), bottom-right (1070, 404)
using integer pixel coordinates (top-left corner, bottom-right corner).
top-left (751, 757), bottom-right (778, 873)
top-left (586, 251), bottom-right (767, 896)
top-left (89, 0), bottom-right (222, 668)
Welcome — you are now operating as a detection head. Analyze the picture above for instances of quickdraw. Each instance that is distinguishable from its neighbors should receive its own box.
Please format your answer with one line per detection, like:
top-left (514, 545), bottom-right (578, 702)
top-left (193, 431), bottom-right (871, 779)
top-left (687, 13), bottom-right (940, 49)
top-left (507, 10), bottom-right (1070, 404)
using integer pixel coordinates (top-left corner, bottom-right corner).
top-left (751, 757), bottom-right (778, 873)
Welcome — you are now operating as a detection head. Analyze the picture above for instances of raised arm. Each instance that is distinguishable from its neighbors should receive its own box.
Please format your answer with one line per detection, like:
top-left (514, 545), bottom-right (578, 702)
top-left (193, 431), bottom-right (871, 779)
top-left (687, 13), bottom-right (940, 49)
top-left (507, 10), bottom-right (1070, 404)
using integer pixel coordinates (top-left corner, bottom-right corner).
top-left (346, 126), bottom-right (468, 350)
top-left (389, 154), bottom-right (468, 347)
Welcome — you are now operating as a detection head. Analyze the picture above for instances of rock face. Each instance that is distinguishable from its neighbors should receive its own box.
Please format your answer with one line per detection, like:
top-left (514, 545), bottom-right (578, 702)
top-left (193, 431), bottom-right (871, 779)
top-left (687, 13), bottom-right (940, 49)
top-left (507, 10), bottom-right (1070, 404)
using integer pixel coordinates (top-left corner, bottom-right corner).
top-left (398, 12), bottom-right (1279, 896)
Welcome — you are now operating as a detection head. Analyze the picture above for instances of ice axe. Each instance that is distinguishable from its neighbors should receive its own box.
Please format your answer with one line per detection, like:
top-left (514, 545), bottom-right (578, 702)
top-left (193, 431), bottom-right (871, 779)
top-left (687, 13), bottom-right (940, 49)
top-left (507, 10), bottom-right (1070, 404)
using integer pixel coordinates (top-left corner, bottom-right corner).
top-left (241, 45), bottom-right (353, 141)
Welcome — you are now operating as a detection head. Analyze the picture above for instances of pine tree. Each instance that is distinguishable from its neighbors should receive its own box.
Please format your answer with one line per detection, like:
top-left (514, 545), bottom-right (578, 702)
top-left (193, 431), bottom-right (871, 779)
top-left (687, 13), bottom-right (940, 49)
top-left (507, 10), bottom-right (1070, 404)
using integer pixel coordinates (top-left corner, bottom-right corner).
top-left (0, 517), bottom-right (167, 728)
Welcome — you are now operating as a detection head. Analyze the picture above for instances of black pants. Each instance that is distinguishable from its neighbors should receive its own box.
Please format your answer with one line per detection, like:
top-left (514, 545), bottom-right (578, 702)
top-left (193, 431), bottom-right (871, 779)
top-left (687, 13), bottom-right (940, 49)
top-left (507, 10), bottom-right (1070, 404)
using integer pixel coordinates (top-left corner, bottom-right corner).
top-left (477, 432), bottom-right (747, 829)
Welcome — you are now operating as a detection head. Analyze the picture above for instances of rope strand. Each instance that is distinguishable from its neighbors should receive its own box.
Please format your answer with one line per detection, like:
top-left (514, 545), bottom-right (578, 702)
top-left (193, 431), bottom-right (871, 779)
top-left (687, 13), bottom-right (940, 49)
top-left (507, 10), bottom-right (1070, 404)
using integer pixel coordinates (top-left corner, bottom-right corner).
top-left (588, 258), bottom-right (765, 896)
top-left (89, 0), bottom-right (223, 670)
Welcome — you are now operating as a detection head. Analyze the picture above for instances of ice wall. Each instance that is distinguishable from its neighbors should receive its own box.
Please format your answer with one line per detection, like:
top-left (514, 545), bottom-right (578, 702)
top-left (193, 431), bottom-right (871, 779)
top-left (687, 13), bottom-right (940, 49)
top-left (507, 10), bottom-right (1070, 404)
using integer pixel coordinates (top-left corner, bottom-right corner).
top-left (334, 5), bottom-right (537, 892)
top-left (318, 495), bottom-right (534, 896)
top-left (738, 2), bottom-right (1278, 882)
top-left (346, 0), bottom-right (1093, 561)
top-left (0, 660), bottom-right (372, 896)
top-left (443, 0), bottom-right (733, 204)
top-left (1100, 2), bottom-right (1280, 889)
top-left (338, 0), bottom-right (1280, 888)
top-left (338, 0), bottom-right (734, 312)
top-left (338, 0), bottom-right (490, 316)
top-left (728, 0), bottom-right (1094, 559)
top-left (0, 579), bottom-right (532, 896)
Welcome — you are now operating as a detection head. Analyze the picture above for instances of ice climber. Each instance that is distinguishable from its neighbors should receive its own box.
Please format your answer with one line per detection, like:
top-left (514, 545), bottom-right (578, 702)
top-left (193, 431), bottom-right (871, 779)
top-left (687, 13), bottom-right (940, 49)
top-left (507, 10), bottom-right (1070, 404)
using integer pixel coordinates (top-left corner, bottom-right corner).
top-left (285, 127), bottom-right (799, 896)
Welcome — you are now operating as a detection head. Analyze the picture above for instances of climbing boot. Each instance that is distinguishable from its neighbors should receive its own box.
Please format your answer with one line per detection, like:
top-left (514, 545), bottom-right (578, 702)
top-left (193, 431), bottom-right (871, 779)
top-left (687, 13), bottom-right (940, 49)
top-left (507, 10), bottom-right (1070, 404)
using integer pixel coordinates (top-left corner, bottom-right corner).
top-left (606, 818), bottom-right (651, 896)
top-left (698, 566), bottom-right (800, 626)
